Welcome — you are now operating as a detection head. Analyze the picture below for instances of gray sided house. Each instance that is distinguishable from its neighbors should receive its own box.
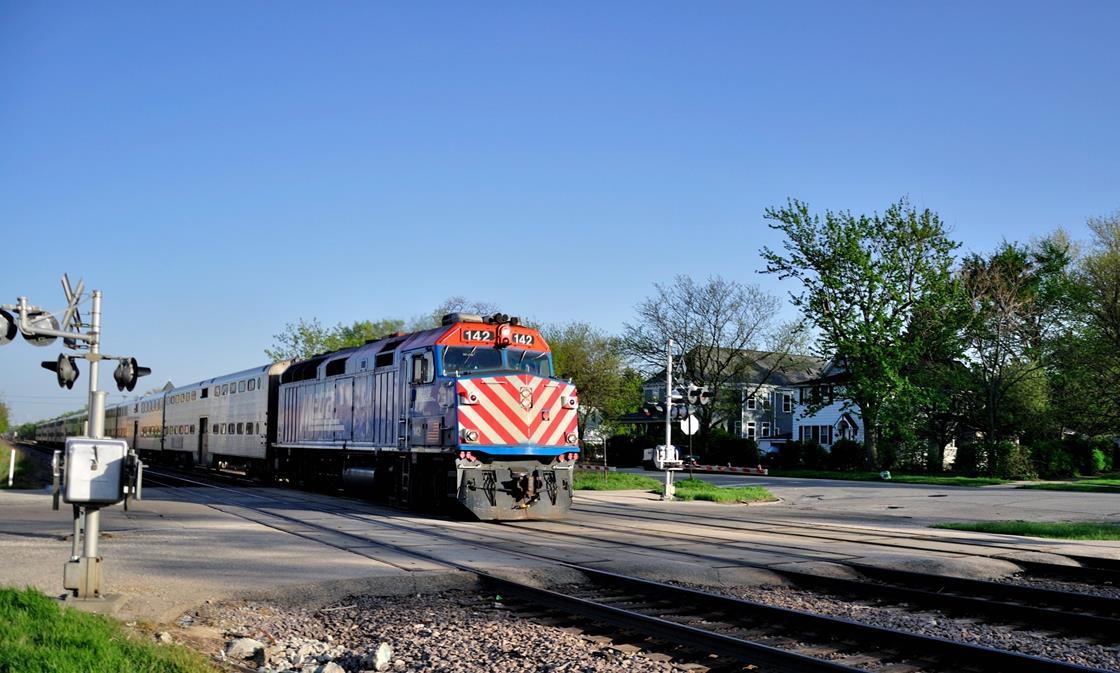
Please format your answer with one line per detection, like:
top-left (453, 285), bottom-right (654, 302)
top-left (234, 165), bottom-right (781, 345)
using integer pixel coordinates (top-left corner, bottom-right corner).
top-left (641, 350), bottom-right (826, 452)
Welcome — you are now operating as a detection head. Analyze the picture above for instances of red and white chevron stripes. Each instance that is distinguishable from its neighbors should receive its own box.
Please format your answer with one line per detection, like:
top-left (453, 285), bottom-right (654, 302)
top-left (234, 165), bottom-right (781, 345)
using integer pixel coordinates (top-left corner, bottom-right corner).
top-left (457, 374), bottom-right (578, 447)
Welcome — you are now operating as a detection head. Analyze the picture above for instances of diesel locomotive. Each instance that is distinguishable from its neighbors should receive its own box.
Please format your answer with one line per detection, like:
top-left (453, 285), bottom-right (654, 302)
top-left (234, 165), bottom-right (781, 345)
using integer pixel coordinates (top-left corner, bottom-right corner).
top-left (36, 313), bottom-right (580, 520)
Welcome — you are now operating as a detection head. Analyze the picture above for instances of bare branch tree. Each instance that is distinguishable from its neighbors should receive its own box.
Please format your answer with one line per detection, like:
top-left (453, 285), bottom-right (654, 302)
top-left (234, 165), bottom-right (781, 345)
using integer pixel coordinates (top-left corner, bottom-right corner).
top-left (621, 275), bottom-right (797, 443)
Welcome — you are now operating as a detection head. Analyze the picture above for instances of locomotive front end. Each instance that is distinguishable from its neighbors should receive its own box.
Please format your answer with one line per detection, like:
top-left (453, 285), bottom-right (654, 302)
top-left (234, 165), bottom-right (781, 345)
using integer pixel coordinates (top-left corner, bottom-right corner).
top-left (439, 317), bottom-right (579, 519)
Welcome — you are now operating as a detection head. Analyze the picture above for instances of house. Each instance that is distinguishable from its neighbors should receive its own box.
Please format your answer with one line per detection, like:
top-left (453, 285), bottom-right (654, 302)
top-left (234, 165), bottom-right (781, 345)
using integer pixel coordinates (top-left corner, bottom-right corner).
top-left (638, 349), bottom-right (826, 452)
top-left (790, 358), bottom-right (864, 449)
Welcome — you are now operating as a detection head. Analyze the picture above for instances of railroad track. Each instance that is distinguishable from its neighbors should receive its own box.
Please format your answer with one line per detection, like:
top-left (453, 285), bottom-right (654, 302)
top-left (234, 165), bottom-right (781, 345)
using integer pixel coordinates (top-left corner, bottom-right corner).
top-left (138, 470), bottom-right (1117, 672)
top-left (574, 500), bottom-right (1120, 584)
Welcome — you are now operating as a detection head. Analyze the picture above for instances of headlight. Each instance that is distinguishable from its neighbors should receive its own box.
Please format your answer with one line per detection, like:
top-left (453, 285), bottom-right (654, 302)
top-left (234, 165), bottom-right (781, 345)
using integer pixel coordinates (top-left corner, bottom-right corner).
top-left (459, 393), bottom-right (479, 405)
top-left (462, 429), bottom-right (479, 443)
top-left (565, 433), bottom-right (578, 444)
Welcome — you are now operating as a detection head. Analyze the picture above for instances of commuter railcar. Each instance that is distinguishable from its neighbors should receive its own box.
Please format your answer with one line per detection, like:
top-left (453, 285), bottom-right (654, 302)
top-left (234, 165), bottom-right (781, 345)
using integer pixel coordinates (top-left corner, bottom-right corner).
top-left (36, 313), bottom-right (580, 520)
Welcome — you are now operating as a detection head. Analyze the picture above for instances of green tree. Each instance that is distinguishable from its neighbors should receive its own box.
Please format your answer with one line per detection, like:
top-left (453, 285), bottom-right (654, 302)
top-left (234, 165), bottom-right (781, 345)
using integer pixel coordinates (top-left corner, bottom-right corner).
top-left (960, 238), bottom-right (1076, 449)
top-left (762, 198), bottom-right (964, 467)
top-left (265, 317), bottom-right (405, 361)
top-left (0, 395), bottom-right (9, 435)
top-left (1053, 212), bottom-right (1120, 435)
top-left (544, 322), bottom-right (644, 444)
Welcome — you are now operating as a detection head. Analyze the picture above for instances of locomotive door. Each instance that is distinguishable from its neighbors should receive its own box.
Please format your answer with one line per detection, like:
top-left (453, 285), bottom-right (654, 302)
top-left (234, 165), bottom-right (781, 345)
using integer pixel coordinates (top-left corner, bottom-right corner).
top-left (198, 417), bottom-right (209, 466)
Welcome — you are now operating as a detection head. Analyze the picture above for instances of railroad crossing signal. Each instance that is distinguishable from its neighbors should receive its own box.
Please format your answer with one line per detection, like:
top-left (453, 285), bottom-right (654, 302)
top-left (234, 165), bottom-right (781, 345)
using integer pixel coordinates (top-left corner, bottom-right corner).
top-left (42, 354), bottom-right (80, 389)
top-left (113, 357), bottom-right (151, 392)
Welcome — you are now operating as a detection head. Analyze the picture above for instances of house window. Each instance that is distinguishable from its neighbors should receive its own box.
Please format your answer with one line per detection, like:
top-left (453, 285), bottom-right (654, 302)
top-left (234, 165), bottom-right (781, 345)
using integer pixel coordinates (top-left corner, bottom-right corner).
top-left (746, 422), bottom-right (756, 439)
top-left (746, 393), bottom-right (756, 410)
top-left (731, 420), bottom-right (742, 437)
top-left (761, 422), bottom-right (771, 438)
top-left (783, 393), bottom-right (792, 413)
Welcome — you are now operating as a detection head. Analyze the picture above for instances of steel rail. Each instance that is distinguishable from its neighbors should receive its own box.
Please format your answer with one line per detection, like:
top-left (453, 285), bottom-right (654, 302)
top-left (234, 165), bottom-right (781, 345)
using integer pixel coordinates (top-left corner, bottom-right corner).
top-left (574, 500), bottom-right (1120, 583)
top-left (564, 565), bottom-right (1110, 673)
top-left (138, 472), bottom-right (1113, 673)
top-left (494, 517), bottom-right (1120, 635)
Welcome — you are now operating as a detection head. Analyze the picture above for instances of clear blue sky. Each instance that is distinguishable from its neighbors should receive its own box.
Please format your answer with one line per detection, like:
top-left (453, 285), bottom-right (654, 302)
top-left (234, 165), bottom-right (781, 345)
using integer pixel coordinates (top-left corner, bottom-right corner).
top-left (2, 2), bottom-right (1118, 424)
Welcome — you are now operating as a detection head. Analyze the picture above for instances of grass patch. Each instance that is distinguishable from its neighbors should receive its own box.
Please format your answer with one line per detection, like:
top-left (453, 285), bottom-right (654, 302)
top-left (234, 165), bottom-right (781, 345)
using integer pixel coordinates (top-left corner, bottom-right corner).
top-left (0, 587), bottom-right (217, 673)
top-left (0, 443), bottom-right (38, 489)
top-left (573, 471), bottom-right (663, 491)
top-left (766, 469), bottom-right (1007, 487)
top-left (932, 520), bottom-right (1120, 541)
top-left (1020, 478), bottom-right (1120, 494)
top-left (658, 477), bottom-right (775, 503)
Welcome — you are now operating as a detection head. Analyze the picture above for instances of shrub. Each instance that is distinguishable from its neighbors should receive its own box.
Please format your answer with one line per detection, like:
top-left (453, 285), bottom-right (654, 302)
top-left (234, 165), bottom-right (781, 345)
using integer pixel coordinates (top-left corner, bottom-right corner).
top-left (1090, 448), bottom-right (1110, 474)
top-left (708, 436), bottom-right (760, 466)
top-left (951, 442), bottom-right (982, 475)
top-left (828, 438), bottom-right (864, 471)
top-left (802, 442), bottom-right (830, 470)
top-left (990, 440), bottom-right (1037, 480)
top-left (773, 441), bottom-right (804, 469)
top-left (1031, 440), bottom-right (1078, 479)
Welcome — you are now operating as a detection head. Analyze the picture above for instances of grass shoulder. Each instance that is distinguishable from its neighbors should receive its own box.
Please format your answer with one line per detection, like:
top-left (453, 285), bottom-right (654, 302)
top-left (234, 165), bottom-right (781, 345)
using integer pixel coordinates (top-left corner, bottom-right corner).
top-left (572, 472), bottom-right (776, 503)
top-left (766, 469), bottom-right (1007, 487)
top-left (659, 477), bottom-right (775, 503)
top-left (0, 587), bottom-right (218, 673)
top-left (1019, 475), bottom-right (1120, 494)
top-left (0, 442), bottom-right (42, 489)
top-left (931, 520), bottom-right (1120, 541)
top-left (573, 471), bottom-right (664, 491)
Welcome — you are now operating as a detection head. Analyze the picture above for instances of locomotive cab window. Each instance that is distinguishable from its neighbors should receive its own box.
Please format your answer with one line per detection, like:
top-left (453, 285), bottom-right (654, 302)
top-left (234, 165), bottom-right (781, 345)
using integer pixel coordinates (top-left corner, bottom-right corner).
top-left (441, 347), bottom-right (502, 375)
top-left (410, 352), bottom-right (434, 384)
top-left (506, 349), bottom-right (551, 377)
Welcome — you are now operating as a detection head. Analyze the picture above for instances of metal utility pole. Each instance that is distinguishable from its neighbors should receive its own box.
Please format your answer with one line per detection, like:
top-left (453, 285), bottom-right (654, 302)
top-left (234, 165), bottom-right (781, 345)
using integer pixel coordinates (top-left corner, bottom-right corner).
top-left (663, 339), bottom-right (674, 501)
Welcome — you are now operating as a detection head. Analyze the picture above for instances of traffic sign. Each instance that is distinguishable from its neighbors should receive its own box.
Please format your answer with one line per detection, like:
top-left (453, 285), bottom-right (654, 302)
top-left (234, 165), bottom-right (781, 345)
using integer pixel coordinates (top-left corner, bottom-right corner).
top-left (680, 415), bottom-right (699, 435)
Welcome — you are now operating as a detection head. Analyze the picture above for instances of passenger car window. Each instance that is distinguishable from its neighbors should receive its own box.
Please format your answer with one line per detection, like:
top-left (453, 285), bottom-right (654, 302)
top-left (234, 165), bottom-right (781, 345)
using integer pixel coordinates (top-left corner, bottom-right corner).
top-left (248, 379), bottom-right (256, 391)
top-left (239, 381), bottom-right (246, 393)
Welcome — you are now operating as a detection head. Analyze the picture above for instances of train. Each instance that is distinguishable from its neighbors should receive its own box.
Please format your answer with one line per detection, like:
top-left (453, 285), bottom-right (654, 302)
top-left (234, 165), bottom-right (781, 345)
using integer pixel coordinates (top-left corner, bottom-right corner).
top-left (35, 312), bottom-right (581, 520)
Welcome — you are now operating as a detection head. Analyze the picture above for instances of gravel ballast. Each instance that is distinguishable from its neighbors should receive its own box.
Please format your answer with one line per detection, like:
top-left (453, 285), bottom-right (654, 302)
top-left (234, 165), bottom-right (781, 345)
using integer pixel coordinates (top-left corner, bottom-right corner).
top-left (192, 591), bottom-right (684, 672)
top-left (714, 584), bottom-right (1120, 671)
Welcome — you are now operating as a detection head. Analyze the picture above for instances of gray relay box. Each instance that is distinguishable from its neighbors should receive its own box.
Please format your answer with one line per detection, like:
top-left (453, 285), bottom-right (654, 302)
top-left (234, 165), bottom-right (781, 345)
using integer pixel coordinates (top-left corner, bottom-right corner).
top-left (63, 437), bottom-right (128, 505)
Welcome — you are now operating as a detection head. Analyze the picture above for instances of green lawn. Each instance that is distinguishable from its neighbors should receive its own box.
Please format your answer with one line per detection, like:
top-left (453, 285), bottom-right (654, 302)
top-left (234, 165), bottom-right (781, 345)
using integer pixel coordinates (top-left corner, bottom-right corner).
top-left (766, 469), bottom-right (1007, 487)
top-left (658, 477), bottom-right (776, 503)
top-left (572, 472), bottom-right (776, 503)
top-left (932, 520), bottom-right (1120, 541)
top-left (0, 587), bottom-right (217, 673)
top-left (1019, 478), bottom-right (1120, 494)
top-left (573, 471), bottom-right (664, 491)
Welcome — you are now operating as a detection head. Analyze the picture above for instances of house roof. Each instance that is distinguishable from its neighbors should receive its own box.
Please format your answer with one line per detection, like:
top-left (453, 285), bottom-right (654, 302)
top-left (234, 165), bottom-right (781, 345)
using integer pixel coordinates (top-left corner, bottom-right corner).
top-left (644, 349), bottom-right (828, 388)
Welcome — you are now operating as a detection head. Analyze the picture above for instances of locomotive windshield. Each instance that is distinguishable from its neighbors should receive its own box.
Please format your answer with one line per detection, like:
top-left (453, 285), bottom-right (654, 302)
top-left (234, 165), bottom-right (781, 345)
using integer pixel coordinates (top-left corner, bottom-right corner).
top-left (441, 346), bottom-right (553, 377)
top-left (442, 346), bottom-right (504, 375)
top-left (506, 348), bottom-right (552, 377)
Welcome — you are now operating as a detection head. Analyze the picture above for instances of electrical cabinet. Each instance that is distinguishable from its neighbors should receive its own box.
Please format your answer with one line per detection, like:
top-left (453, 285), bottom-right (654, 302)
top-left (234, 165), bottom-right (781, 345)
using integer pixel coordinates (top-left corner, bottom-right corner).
top-left (63, 437), bottom-right (127, 505)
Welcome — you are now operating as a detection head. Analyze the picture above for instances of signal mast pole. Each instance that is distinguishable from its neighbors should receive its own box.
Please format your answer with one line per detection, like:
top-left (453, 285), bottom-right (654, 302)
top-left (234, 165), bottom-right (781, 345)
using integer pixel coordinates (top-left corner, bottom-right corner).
top-left (663, 339), bottom-right (674, 501)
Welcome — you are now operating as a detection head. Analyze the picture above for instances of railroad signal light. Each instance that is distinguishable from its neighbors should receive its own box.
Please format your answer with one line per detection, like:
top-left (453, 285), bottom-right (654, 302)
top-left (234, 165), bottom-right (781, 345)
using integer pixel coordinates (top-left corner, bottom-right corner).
top-left (42, 354), bottom-right (80, 389)
top-left (21, 310), bottom-right (60, 347)
top-left (0, 309), bottom-right (16, 346)
top-left (113, 357), bottom-right (151, 392)
top-left (698, 387), bottom-right (712, 406)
